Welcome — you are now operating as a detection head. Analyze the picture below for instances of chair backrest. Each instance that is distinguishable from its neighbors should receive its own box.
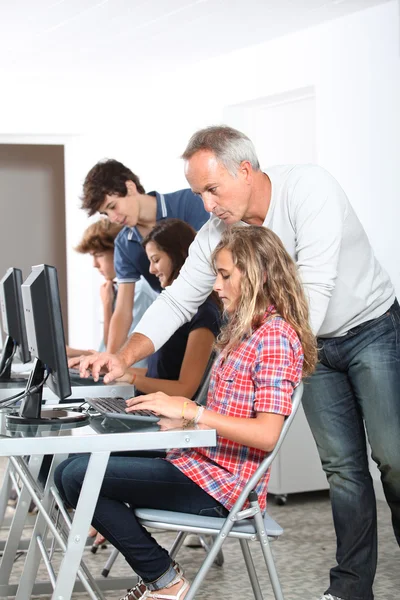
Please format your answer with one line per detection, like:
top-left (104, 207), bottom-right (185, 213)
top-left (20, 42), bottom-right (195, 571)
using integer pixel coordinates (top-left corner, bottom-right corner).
top-left (191, 351), bottom-right (216, 405)
top-left (229, 382), bottom-right (303, 515)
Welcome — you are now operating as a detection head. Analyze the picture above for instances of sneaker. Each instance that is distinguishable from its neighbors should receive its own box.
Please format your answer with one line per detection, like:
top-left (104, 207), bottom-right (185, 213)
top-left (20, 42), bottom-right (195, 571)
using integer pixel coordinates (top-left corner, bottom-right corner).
top-left (320, 595), bottom-right (345, 600)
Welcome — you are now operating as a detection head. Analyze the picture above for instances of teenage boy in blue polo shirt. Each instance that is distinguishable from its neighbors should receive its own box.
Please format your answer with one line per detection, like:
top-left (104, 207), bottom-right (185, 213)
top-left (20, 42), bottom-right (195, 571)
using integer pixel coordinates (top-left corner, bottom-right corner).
top-left (81, 159), bottom-right (209, 353)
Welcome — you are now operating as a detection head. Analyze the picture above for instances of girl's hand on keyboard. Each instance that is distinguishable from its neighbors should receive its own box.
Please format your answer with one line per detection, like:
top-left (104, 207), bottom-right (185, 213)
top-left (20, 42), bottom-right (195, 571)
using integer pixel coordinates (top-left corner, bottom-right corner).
top-left (126, 392), bottom-right (197, 421)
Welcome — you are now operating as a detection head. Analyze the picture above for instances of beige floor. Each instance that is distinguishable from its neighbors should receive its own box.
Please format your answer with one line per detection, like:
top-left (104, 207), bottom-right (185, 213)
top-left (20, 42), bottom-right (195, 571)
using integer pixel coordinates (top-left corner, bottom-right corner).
top-left (0, 458), bottom-right (398, 600)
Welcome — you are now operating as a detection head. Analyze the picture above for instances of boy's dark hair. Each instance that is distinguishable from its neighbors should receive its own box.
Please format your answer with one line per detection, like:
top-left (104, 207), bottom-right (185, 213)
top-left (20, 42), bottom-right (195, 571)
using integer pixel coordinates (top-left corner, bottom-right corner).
top-left (75, 219), bottom-right (122, 254)
top-left (81, 159), bottom-right (146, 216)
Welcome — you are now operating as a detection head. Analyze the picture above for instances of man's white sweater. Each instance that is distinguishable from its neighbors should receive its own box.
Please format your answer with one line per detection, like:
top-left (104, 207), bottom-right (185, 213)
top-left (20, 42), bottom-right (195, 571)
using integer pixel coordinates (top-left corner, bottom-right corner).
top-left (136, 164), bottom-right (394, 350)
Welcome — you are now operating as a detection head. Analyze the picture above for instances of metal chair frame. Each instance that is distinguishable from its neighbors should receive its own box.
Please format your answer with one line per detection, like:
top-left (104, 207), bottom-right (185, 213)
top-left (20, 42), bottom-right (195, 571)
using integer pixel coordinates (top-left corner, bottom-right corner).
top-left (134, 382), bottom-right (304, 600)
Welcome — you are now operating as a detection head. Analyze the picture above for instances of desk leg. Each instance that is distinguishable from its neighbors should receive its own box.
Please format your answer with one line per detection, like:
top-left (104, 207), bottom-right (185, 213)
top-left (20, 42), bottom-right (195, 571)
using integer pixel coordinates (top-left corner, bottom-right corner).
top-left (14, 453), bottom-right (68, 600)
top-left (52, 451), bottom-right (110, 600)
top-left (0, 461), bottom-right (13, 528)
top-left (0, 454), bottom-right (45, 587)
top-left (16, 451), bottom-right (110, 600)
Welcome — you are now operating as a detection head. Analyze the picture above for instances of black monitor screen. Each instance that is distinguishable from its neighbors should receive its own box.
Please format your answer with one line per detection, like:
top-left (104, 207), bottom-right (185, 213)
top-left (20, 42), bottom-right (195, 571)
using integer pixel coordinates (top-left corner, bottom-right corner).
top-left (22, 264), bottom-right (71, 402)
top-left (6, 264), bottom-right (87, 426)
top-left (0, 268), bottom-right (31, 380)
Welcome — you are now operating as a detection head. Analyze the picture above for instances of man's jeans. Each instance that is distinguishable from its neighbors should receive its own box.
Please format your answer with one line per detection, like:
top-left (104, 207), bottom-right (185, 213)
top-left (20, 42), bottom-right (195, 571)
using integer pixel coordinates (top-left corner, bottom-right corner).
top-left (54, 454), bottom-right (227, 590)
top-left (303, 299), bottom-right (400, 600)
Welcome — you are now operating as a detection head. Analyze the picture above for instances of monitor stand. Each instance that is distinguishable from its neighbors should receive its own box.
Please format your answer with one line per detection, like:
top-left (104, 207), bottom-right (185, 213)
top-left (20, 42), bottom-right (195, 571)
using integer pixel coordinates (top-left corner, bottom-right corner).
top-left (0, 337), bottom-right (32, 383)
top-left (6, 359), bottom-right (89, 425)
top-left (0, 336), bottom-right (14, 381)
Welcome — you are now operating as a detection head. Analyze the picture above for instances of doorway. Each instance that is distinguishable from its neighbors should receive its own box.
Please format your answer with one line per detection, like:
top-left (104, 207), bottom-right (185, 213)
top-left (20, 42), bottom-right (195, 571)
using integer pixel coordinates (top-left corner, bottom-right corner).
top-left (0, 144), bottom-right (68, 338)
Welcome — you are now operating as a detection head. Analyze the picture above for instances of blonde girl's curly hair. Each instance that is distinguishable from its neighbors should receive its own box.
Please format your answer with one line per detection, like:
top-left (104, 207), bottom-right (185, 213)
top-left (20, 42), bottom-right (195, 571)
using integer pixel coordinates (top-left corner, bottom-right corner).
top-left (211, 226), bottom-right (317, 377)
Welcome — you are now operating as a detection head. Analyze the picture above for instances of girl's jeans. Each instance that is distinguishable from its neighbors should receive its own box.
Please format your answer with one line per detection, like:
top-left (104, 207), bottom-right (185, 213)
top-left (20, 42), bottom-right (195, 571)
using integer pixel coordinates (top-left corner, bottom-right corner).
top-left (54, 454), bottom-right (227, 590)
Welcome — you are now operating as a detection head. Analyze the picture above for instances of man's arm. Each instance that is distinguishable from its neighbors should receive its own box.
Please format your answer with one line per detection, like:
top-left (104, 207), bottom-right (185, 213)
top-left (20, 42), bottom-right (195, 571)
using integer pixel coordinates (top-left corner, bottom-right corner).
top-left (77, 332), bottom-right (155, 383)
top-left (116, 331), bottom-right (155, 371)
top-left (119, 328), bottom-right (214, 397)
top-left (106, 282), bottom-right (135, 353)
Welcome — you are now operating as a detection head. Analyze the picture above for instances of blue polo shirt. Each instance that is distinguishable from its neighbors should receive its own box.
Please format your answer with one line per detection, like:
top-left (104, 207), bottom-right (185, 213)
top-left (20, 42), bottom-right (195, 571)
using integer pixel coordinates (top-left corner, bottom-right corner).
top-left (114, 189), bottom-right (209, 291)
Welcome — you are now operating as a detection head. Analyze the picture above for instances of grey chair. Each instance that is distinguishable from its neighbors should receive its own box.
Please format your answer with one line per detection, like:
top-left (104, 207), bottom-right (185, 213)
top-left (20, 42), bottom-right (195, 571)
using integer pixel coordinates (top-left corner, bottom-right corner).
top-left (135, 382), bottom-right (303, 600)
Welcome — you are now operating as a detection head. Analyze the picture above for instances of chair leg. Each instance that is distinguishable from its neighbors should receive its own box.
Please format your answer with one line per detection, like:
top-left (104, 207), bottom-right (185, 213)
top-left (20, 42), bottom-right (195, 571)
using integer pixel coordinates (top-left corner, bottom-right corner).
top-left (199, 535), bottom-right (224, 566)
top-left (168, 531), bottom-right (187, 560)
top-left (252, 512), bottom-right (284, 600)
top-left (101, 546), bottom-right (119, 578)
top-left (184, 531), bottom-right (228, 600)
top-left (240, 539), bottom-right (264, 600)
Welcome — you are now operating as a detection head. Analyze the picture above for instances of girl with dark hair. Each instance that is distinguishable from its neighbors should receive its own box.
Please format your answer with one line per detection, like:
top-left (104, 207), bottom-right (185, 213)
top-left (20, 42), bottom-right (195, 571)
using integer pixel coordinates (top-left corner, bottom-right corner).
top-left (55, 225), bottom-right (316, 600)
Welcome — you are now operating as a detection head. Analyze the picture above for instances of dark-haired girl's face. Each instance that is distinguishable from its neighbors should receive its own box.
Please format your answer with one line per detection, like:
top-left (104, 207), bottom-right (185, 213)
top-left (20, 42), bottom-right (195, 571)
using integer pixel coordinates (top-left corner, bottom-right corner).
top-left (213, 248), bottom-right (242, 314)
top-left (145, 241), bottom-right (173, 289)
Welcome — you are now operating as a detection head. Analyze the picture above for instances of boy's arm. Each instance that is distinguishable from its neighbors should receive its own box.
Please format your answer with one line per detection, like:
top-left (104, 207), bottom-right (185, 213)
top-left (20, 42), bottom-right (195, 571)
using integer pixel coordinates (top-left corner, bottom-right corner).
top-left (106, 283), bottom-right (135, 353)
top-left (100, 280), bottom-right (115, 347)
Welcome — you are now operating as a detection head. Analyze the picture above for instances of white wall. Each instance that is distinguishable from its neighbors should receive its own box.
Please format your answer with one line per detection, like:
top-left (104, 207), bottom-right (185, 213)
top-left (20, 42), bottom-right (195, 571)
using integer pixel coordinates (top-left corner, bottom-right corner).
top-left (0, 2), bottom-right (398, 353)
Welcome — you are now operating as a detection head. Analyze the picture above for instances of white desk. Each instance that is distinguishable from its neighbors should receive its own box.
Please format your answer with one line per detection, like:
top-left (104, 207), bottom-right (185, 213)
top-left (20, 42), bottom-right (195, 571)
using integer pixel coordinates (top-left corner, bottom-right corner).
top-left (0, 409), bottom-right (216, 599)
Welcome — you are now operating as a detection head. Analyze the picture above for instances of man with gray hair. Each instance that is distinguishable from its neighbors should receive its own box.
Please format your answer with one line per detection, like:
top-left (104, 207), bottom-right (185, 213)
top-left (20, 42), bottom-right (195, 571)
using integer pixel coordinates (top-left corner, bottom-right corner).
top-left (78, 126), bottom-right (400, 600)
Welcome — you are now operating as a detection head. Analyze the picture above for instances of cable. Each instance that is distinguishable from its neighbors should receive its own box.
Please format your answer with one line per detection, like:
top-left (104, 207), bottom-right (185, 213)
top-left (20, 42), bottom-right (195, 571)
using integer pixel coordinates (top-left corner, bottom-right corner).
top-left (4, 372), bottom-right (49, 407)
top-left (0, 373), bottom-right (49, 408)
top-left (13, 551), bottom-right (25, 563)
top-left (0, 342), bottom-right (17, 378)
top-left (0, 388), bottom-right (27, 405)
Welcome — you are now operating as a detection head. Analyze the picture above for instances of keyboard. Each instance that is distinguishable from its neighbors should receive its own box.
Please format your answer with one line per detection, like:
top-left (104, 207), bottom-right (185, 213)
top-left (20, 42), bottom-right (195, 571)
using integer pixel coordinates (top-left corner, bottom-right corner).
top-left (84, 396), bottom-right (159, 423)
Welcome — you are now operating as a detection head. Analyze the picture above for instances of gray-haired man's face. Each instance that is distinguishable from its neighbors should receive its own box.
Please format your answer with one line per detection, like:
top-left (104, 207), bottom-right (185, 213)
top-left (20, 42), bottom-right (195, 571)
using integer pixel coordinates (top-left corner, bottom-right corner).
top-left (184, 150), bottom-right (253, 225)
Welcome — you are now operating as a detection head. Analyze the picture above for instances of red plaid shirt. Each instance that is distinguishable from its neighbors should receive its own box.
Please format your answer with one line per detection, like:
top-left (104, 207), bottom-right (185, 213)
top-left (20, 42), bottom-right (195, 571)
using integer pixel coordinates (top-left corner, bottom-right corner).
top-left (167, 307), bottom-right (304, 512)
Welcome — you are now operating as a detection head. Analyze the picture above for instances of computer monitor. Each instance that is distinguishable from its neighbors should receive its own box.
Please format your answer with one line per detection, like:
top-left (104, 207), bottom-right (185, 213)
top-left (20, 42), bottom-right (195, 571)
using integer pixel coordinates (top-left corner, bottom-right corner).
top-left (0, 268), bottom-right (31, 381)
top-left (7, 264), bottom-right (87, 425)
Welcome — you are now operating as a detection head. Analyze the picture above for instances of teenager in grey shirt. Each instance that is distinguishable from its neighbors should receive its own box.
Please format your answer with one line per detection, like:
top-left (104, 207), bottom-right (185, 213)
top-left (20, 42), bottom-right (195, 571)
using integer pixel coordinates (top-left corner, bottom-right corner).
top-left (79, 126), bottom-right (399, 600)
